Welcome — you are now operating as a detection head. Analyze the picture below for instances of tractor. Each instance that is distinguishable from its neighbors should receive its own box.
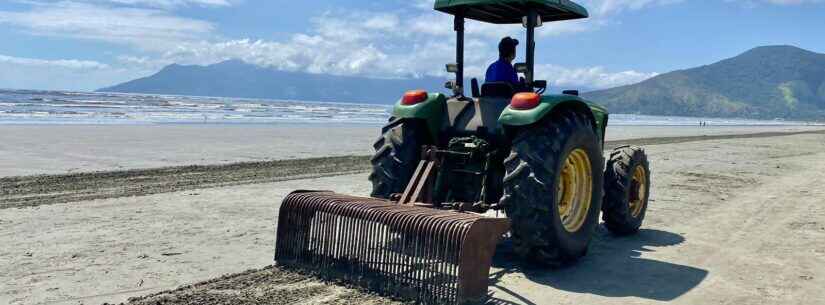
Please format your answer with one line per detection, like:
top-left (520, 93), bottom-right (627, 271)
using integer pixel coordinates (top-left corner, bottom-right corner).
top-left (274, 1), bottom-right (651, 304)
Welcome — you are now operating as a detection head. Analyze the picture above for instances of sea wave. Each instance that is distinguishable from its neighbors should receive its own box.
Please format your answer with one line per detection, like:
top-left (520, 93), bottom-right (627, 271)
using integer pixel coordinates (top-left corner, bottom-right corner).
top-left (0, 89), bottom-right (392, 125)
top-left (0, 89), bottom-right (819, 126)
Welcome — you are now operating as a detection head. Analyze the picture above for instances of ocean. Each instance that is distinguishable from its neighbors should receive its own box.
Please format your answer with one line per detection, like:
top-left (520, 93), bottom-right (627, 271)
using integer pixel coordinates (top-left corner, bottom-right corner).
top-left (0, 89), bottom-right (815, 126)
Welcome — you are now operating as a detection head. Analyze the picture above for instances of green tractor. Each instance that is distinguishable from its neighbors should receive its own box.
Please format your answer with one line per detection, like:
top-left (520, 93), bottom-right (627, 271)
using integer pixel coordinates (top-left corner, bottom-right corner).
top-left (275, 0), bottom-right (651, 303)
top-left (371, 0), bottom-right (651, 264)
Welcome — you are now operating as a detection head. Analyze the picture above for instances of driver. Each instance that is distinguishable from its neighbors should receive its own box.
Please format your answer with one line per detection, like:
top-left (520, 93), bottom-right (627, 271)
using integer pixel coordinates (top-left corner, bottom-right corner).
top-left (484, 36), bottom-right (519, 85)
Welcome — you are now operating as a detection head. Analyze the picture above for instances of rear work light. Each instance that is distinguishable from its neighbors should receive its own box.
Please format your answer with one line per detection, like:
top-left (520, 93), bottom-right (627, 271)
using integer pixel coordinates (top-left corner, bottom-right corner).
top-left (510, 92), bottom-right (541, 110)
top-left (401, 90), bottom-right (428, 105)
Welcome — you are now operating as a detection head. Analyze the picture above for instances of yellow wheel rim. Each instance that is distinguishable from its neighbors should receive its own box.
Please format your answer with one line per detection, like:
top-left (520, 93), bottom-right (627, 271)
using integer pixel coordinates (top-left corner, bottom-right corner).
top-left (556, 148), bottom-right (593, 233)
top-left (629, 165), bottom-right (647, 218)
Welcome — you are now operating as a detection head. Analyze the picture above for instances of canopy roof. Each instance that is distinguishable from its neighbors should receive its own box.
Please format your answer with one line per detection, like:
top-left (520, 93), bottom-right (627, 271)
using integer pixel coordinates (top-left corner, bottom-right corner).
top-left (434, 0), bottom-right (588, 24)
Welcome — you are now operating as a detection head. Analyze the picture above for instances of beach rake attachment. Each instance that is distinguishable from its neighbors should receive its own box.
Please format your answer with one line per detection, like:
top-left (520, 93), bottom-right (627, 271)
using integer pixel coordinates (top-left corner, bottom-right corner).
top-left (275, 191), bottom-right (510, 304)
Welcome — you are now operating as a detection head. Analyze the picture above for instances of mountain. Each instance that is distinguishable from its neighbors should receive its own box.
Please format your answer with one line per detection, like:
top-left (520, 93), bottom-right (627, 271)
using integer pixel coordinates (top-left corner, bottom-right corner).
top-left (98, 60), bottom-right (444, 104)
top-left (103, 46), bottom-right (825, 119)
top-left (583, 46), bottom-right (825, 119)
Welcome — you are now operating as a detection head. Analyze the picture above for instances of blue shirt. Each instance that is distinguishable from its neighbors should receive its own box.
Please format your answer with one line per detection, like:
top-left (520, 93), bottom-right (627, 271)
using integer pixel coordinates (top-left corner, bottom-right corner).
top-left (485, 59), bottom-right (518, 84)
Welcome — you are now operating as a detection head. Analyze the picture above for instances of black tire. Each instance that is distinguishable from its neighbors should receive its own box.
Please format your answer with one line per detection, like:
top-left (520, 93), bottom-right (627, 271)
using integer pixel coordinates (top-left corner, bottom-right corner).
top-left (603, 146), bottom-right (651, 235)
top-left (368, 119), bottom-right (425, 199)
top-left (501, 110), bottom-right (604, 266)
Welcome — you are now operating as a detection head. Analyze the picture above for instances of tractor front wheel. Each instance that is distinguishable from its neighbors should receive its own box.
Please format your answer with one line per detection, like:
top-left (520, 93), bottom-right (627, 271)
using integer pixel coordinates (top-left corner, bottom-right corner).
top-left (602, 146), bottom-right (650, 235)
top-left (502, 110), bottom-right (604, 267)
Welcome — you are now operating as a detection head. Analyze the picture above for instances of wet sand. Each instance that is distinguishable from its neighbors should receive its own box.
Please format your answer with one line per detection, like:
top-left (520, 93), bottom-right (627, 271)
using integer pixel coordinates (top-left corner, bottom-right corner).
top-left (2, 127), bottom-right (825, 305)
top-left (0, 124), bottom-right (378, 177)
top-left (1, 124), bottom-right (823, 177)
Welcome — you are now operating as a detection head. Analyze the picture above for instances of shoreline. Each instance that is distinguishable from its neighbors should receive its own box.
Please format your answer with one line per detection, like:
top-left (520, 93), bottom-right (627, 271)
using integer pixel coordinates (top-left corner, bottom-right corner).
top-left (604, 128), bottom-right (825, 148)
top-left (4, 128), bottom-right (825, 210)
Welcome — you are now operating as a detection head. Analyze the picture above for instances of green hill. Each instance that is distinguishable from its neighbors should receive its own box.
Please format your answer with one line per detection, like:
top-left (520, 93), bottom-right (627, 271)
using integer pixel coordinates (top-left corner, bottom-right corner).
top-left (583, 45), bottom-right (825, 119)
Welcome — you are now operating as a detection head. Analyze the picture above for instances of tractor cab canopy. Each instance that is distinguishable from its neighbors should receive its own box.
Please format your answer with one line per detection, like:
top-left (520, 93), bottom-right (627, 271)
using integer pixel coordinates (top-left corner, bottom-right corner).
top-left (435, 0), bottom-right (589, 98)
top-left (435, 0), bottom-right (588, 24)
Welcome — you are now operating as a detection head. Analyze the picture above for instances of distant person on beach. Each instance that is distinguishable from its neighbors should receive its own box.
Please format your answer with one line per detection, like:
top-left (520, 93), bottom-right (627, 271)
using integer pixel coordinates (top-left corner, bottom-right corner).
top-left (485, 37), bottom-right (519, 85)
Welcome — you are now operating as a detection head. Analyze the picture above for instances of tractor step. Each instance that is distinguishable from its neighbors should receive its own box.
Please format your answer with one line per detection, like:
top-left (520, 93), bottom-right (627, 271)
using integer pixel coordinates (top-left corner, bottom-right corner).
top-left (274, 190), bottom-right (510, 304)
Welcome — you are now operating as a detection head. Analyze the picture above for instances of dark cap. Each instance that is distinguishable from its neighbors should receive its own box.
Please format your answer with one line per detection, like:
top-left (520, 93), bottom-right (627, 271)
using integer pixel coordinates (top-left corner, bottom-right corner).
top-left (498, 36), bottom-right (519, 57)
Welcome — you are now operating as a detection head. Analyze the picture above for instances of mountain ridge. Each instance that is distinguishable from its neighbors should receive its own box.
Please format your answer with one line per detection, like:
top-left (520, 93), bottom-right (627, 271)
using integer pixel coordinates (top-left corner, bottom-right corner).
top-left (98, 60), bottom-right (445, 104)
top-left (583, 45), bottom-right (825, 119)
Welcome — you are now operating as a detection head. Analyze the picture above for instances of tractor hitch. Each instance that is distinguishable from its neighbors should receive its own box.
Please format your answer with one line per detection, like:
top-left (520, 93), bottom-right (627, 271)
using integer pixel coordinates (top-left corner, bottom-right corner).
top-left (396, 137), bottom-right (503, 214)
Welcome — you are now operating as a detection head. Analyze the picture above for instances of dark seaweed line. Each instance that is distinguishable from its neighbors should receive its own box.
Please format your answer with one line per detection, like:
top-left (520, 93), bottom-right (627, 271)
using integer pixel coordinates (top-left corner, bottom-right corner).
top-left (0, 155), bottom-right (371, 209)
top-left (2, 128), bottom-right (823, 209)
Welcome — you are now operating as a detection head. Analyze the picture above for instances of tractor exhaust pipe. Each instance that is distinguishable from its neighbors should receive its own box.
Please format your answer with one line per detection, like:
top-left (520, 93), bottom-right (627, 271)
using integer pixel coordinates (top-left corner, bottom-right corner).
top-left (275, 191), bottom-right (509, 304)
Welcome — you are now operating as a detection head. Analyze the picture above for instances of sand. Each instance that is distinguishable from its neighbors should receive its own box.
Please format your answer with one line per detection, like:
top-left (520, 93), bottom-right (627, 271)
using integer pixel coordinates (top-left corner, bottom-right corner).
top-left (2, 124), bottom-right (823, 177)
top-left (0, 156), bottom-right (369, 209)
top-left (5, 128), bottom-right (825, 210)
top-left (0, 124), bottom-right (378, 177)
top-left (0, 171), bottom-right (386, 305)
top-left (2, 127), bottom-right (825, 305)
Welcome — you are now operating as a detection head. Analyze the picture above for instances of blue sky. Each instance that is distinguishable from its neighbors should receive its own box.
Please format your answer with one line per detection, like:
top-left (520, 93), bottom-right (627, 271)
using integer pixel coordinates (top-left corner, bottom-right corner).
top-left (0, 0), bottom-right (823, 91)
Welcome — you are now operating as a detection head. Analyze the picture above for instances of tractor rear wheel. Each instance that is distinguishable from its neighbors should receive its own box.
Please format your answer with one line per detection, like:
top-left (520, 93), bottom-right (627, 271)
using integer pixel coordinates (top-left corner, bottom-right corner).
top-left (369, 118), bottom-right (425, 199)
top-left (502, 110), bottom-right (604, 267)
top-left (602, 146), bottom-right (650, 235)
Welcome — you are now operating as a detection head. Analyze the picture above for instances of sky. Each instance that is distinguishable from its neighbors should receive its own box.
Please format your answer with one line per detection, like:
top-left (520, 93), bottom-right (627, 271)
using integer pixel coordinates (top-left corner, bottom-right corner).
top-left (0, 0), bottom-right (823, 91)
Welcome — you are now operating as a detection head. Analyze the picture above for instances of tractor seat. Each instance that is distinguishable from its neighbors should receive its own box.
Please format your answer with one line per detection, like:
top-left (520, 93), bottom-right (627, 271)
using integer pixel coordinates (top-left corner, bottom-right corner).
top-left (480, 82), bottom-right (514, 98)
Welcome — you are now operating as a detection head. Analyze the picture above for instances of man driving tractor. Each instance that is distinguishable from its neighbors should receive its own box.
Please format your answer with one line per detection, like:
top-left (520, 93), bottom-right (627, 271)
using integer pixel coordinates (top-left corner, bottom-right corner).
top-left (485, 36), bottom-right (519, 85)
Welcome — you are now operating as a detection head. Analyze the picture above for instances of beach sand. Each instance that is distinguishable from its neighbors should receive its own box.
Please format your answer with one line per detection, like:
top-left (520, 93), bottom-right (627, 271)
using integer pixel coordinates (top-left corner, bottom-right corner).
top-left (0, 124), bottom-right (377, 177)
top-left (2, 126), bottom-right (825, 305)
top-left (1, 124), bottom-right (823, 177)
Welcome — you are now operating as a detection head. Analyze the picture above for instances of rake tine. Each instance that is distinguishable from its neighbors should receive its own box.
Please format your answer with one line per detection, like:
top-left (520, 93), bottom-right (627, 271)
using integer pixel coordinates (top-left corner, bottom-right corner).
top-left (275, 191), bottom-right (509, 304)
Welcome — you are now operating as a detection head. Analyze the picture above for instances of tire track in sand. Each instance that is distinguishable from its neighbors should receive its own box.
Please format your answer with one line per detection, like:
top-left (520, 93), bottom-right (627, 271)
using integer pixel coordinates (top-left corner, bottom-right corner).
top-left (0, 156), bottom-right (369, 209)
top-left (2, 129), bottom-right (824, 210)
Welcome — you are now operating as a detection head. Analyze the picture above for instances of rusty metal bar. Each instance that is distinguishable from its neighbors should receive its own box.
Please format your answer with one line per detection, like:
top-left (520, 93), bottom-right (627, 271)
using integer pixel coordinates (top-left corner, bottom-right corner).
top-left (399, 159), bottom-right (438, 205)
top-left (274, 190), bottom-right (509, 304)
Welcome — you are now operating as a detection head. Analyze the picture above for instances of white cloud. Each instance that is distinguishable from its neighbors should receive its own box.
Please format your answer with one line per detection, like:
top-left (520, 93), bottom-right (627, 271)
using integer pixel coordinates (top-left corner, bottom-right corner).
top-left (407, 5), bottom-right (590, 38)
top-left (0, 2), bottom-right (214, 48)
top-left (582, 0), bottom-right (685, 16)
top-left (363, 13), bottom-right (400, 30)
top-left (152, 32), bottom-right (656, 90)
top-left (536, 64), bottom-right (658, 89)
top-left (0, 0), bottom-right (670, 77)
top-left (0, 54), bottom-right (141, 90)
top-left (140, 11), bottom-right (497, 79)
top-left (413, 0), bottom-right (434, 10)
top-left (104, 0), bottom-right (234, 7)
top-left (0, 0), bottom-right (661, 90)
top-left (410, 0), bottom-right (684, 37)
top-left (27, 0), bottom-right (237, 9)
top-left (0, 54), bottom-right (110, 69)
top-left (116, 55), bottom-right (175, 71)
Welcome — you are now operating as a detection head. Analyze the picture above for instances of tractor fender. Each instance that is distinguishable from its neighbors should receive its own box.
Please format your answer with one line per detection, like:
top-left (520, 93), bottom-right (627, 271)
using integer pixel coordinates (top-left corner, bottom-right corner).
top-left (499, 94), bottom-right (608, 141)
top-left (391, 92), bottom-right (447, 141)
